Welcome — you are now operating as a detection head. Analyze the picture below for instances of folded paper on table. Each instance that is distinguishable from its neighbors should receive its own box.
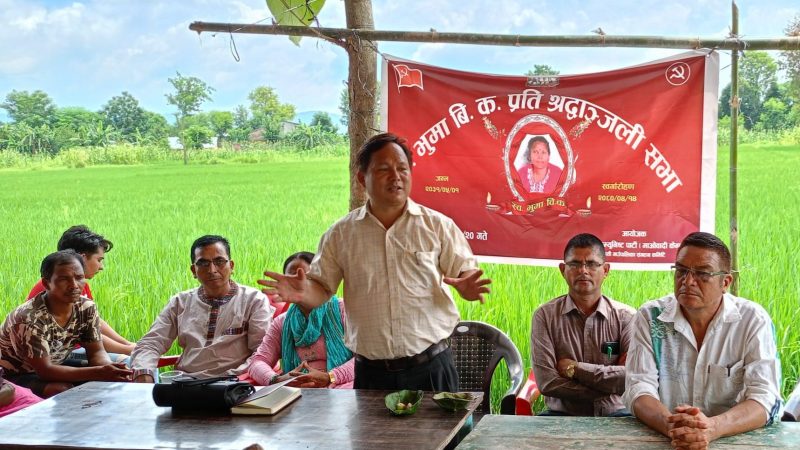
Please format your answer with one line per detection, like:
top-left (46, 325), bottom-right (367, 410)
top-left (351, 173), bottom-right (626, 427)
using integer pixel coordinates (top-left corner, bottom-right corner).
top-left (237, 376), bottom-right (297, 404)
top-left (231, 386), bottom-right (301, 415)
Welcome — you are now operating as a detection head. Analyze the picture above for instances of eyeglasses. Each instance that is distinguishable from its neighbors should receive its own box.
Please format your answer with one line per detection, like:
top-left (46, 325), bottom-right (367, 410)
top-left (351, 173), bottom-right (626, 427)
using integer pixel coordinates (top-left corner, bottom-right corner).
top-left (194, 258), bottom-right (229, 269)
top-left (564, 261), bottom-right (605, 271)
top-left (671, 264), bottom-right (728, 282)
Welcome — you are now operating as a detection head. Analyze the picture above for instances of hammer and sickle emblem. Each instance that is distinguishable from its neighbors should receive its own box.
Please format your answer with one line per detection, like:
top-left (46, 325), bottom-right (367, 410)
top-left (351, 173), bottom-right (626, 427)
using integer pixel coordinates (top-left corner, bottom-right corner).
top-left (665, 62), bottom-right (691, 86)
top-left (669, 66), bottom-right (686, 80)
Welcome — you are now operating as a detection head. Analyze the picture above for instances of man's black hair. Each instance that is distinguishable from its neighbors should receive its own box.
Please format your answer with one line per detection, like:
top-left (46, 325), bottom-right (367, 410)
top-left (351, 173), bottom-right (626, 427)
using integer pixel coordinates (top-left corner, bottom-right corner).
top-left (563, 233), bottom-right (606, 261)
top-left (190, 235), bottom-right (231, 262)
top-left (677, 232), bottom-right (732, 272)
top-left (356, 132), bottom-right (413, 173)
top-left (57, 225), bottom-right (113, 255)
top-left (40, 249), bottom-right (85, 280)
top-left (282, 251), bottom-right (315, 274)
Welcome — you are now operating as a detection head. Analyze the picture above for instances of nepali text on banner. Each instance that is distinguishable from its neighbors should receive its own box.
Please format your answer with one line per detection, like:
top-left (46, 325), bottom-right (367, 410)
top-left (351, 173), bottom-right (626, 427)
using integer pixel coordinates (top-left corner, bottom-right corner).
top-left (382, 51), bottom-right (719, 269)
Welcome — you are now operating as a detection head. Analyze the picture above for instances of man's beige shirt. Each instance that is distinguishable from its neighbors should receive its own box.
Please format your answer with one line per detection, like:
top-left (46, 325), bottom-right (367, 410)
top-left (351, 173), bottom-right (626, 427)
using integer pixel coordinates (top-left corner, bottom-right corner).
top-left (307, 199), bottom-right (477, 360)
top-left (130, 284), bottom-right (272, 377)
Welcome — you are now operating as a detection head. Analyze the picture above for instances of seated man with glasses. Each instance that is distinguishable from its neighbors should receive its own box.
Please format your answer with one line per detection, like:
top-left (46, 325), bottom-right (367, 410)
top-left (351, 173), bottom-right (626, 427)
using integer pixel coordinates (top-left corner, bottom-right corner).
top-left (624, 232), bottom-right (782, 449)
top-left (531, 233), bottom-right (635, 416)
top-left (129, 235), bottom-right (273, 381)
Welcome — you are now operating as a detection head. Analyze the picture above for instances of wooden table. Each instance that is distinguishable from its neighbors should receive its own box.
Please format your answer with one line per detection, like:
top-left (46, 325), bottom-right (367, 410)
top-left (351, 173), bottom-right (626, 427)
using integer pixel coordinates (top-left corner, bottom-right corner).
top-left (456, 415), bottom-right (800, 449)
top-left (0, 382), bottom-right (481, 450)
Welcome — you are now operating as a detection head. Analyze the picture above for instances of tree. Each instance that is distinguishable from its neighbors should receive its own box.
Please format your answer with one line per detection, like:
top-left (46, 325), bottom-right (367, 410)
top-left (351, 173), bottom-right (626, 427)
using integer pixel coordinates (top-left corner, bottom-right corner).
top-left (758, 97), bottom-right (791, 131)
top-left (165, 72), bottom-right (215, 119)
top-left (179, 125), bottom-right (214, 150)
top-left (55, 107), bottom-right (103, 131)
top-left (100, 92), bottom-right (146, 141)
top-left (310, 111), bottom-right (337, 133)
top-left (227, 105), bottom-right (251, 143)
top-left (248, 86), bottom-right (295, 140)
top-left (78, 121), bottom-right (120, 147)
top-left (339, 83), bottom-right (379, 142)
top-left (207, 111), bottom-right (234, 147)
top-left (165, 72), bottom-right (214, 163)
top-left (338, 86), bottom-right (349, 128)
top-left (1, 90), bottom-right (56, 128)
top-left (1, 122), bottom-right (57, 154)
top-left (233, 105), bottom-right (250, 129)
top-left (140, 111), bottom-right (170, 146)
top-left (525, 65), bottom-right (560, 77)
top-left (780, 15), bottom-right (800, 97)
top-left (721, 51), bottom-right (779, 129)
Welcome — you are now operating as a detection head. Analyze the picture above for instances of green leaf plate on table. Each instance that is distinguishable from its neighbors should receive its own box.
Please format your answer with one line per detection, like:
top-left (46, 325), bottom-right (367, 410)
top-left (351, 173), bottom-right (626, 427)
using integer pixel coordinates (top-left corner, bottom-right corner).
top-left (432, 392), bottom-right (475, 411)
top-left (385, 390), bottom-right (424, 416)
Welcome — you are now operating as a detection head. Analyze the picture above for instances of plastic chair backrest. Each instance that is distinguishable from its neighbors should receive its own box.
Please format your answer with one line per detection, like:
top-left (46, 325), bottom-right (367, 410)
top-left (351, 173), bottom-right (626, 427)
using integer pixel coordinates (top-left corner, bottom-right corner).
top-left (449, 321), bottom-right (525, 414)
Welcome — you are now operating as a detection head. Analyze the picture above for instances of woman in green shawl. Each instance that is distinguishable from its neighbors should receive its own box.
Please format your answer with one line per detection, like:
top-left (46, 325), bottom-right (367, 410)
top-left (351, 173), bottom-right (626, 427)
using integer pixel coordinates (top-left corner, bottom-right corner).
top-left (248, 252), bottom-right (354, 388)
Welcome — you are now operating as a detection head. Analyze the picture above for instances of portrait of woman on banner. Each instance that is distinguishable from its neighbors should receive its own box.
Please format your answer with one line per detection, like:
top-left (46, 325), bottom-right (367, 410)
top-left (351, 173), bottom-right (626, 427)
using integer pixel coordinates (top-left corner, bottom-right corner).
top-left (514, 135), bottom-right (564, 195)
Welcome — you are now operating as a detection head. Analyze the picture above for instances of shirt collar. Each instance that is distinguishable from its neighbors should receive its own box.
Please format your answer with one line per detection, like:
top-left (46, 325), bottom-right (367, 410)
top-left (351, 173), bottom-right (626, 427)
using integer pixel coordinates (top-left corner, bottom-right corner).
top-left (356, 198), bottom-right (421, 221)
top-left (198, 280), bottom-right (238, 307)
top-left (658, 292), bottom-right (740, 324)
top-left (562, 294), bottom-right (610, 318)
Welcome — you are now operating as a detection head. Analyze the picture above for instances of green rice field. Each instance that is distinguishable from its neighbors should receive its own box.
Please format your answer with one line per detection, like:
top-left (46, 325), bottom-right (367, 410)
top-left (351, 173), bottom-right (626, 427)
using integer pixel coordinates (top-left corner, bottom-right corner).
top-left (1, 143), bottom-right (799, 411)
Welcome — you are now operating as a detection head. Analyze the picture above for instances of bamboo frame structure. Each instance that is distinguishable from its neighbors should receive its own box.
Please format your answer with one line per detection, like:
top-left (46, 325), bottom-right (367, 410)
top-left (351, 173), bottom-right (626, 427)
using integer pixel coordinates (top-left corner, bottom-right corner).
top-left (730, 3), bottom-right (740, 294)
top-left (190, 2), bottom-right (798, 282)
top-left (188, 22), bottom-right (800, 51)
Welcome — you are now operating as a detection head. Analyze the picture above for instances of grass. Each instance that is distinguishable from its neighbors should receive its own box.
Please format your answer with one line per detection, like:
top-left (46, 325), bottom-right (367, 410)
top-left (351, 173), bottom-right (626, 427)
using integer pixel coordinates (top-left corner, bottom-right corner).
top-left (0, 142), bottom-right (798, 412)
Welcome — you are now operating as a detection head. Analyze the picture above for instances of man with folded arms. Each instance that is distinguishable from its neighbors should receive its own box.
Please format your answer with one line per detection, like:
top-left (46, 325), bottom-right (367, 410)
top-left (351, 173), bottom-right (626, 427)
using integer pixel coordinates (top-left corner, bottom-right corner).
top-left (130, 235), bottom-right (273, 381)
top-left (261, 133), bottom-right (491, 391)
top-left (625, 232), bottom-right (782, 449)
top-left (531, 233), bottom-right (634, 416)
top-left (0, 250), bottom-right (132, 397)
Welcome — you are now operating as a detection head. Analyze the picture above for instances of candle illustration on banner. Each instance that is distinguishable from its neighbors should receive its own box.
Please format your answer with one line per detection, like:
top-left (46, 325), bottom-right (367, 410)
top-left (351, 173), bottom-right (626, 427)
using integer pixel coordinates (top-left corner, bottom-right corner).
top-left (577, 196), bottom-right (592, 217)
top-left (486, 192), bottom-right (500, 211)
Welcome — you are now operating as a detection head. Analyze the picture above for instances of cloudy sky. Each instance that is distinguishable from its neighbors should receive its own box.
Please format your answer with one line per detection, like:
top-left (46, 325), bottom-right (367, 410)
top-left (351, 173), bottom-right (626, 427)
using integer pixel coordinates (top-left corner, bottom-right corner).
top-left (1, 0), bottom-right (798, 122)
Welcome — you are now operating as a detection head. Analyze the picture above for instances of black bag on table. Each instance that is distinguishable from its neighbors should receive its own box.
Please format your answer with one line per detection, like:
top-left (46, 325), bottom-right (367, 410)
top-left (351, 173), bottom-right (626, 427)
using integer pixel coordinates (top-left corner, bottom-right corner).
top-left (152, 375), bottom-right (255, 411)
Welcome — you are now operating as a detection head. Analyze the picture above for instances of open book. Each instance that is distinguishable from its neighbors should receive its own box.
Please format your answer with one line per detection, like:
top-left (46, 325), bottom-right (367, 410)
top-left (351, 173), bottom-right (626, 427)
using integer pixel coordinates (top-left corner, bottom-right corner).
top-left (231, 385), bottom-right (301, 415)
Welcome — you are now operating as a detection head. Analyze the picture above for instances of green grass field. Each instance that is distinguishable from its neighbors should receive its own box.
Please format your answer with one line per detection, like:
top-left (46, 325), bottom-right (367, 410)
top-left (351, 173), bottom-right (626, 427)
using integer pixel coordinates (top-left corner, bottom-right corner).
top-left (1, 143), bottom-right (798, 411)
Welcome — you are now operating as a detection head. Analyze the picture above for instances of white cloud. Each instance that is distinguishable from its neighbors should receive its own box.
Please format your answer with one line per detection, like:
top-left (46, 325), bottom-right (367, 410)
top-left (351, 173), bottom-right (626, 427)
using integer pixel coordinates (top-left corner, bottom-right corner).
top-left (0, 0), bottom-right (797, 123)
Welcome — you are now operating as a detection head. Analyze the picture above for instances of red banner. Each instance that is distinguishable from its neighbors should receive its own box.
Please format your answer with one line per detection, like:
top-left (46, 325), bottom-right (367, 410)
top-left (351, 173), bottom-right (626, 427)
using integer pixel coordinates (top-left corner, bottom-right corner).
top-left (382, 51), bottom-right (719, 269)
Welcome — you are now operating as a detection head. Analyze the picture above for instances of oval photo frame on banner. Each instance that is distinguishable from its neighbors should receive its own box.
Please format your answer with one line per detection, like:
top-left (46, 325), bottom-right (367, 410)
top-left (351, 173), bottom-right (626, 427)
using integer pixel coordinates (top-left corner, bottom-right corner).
top-left (503, 114), bottom-right (575, 202)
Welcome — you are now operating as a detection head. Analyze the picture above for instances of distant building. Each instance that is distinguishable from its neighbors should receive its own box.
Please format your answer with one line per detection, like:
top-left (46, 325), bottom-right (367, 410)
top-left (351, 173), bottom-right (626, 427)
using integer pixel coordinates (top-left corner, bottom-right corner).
top-left (248, 121), bottom-right (299, 142)
top-left (281, 121), bottom-right (299, 135)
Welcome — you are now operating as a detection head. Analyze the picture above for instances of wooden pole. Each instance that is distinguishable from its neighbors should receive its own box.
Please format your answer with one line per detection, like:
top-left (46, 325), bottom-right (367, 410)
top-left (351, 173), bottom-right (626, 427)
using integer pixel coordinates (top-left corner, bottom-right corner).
top-left (344, 0), bottom-right (376, 211)
top-left (189, 22), bottom-right (800, 51)
top-left (729, 1), bottom-right (740, 294)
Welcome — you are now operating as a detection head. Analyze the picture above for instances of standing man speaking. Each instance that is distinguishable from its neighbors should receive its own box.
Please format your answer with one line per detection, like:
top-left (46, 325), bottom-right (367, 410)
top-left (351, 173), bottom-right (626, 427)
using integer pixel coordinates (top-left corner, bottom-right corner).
top-left (261, 133), bottom-right (491, 392)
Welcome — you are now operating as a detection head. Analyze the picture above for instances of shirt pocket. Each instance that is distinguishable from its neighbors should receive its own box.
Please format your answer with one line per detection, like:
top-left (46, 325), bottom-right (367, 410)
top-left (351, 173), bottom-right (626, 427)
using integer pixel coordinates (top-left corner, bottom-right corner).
top-left (404, 250), bottom-right (440, 294)
top-left (707, 360), bottom-right (745, 410)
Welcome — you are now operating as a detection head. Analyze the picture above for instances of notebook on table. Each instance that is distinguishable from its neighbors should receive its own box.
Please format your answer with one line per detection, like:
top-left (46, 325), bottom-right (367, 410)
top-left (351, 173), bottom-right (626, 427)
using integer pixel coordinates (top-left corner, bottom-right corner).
top-left (231, 378), bottom-right (302, 415)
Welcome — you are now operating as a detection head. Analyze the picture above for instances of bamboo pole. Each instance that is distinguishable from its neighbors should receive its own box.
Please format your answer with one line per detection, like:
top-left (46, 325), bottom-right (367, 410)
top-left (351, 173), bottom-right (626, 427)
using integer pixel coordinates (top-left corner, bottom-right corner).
top-left (729, 2), bottom-right (740, 294)
top-left (189, 22), bottom-right (800, 51)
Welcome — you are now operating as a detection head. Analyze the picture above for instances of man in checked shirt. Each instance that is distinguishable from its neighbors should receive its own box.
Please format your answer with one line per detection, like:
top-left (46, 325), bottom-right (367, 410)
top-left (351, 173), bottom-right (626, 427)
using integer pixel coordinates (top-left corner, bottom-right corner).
top-left (531, 233), bottom-right (635, 416)
top-left (130, 235), bottom-right (273, 381)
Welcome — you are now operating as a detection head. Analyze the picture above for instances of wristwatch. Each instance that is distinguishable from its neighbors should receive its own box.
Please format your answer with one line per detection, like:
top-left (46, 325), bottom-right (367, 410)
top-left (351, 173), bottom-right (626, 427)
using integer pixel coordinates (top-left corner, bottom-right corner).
top-left (328, 370), bottom-right (336, 386)
top-left (565, 362), bottom-right (577, 379)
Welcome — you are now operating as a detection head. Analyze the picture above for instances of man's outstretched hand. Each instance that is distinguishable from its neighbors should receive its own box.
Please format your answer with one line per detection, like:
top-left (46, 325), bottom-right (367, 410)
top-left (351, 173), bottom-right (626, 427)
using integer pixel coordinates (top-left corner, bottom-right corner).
top-left (257, 268), bottom-right (307, 305)
top-left (444, 269), bottom-right (491, 304)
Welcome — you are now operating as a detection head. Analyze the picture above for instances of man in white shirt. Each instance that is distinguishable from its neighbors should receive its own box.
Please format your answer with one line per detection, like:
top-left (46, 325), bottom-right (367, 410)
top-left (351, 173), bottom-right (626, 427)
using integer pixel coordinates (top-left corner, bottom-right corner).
top-left (130, 235), bottom-right (273, 381)
top-left (260, 132), bottom-right (491, 391)
top-left (624, 232), bottom-right (782, 449)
